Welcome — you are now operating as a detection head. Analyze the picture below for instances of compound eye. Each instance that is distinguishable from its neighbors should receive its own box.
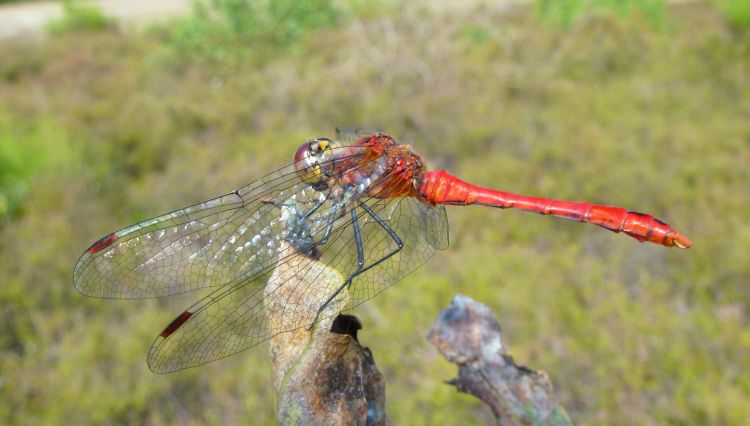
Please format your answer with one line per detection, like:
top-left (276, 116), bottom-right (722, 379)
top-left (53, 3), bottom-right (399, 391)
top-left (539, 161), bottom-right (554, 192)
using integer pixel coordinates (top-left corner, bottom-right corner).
top-left (294, 141), bottom-right (313, 165)
top-left (294, 138), bottom-right (332, 185)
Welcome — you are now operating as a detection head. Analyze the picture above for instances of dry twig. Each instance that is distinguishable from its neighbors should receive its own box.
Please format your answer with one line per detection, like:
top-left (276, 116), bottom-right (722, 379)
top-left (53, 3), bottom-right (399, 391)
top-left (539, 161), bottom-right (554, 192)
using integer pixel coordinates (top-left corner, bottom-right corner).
top-left (427, 294), bottom-right (572, 426)
top-left (266, 242), bottom-right (388, 425)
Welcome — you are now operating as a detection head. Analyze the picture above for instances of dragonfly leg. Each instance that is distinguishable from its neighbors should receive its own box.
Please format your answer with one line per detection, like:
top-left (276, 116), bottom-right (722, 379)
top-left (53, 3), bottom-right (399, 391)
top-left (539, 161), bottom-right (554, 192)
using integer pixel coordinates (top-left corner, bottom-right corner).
top-left (307, 207), bottom-right (365, 330)
top-left (350, 203), bottom-right (404, 287)
top-left (316, 203), bottom-right (340, 245)
top-left (306, 203), bottom-right (405, 330)
top-left (305, 194), bottom-right (347, 246)
top-left (302, 197), bottom-right (326, 219)
top-left (261, 199), bottom-right (283, 208)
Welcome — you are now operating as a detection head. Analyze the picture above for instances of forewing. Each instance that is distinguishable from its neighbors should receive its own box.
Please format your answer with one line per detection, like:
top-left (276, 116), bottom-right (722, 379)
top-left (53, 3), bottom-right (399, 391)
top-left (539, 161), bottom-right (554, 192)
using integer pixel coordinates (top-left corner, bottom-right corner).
top-left (73, 148), bottom-right (369, 299)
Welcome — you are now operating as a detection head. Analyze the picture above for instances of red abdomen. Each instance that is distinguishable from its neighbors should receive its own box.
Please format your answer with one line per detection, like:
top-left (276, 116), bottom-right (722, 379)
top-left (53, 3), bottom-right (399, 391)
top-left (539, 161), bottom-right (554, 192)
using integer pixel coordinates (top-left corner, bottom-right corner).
top-left (418, 170), bottom-right (691, 248)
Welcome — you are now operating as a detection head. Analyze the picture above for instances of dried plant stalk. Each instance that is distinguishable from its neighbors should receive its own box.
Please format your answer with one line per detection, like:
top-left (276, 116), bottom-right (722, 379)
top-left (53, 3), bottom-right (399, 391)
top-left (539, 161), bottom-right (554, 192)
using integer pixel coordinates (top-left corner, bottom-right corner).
top-left (428, 294), bottom-right (572, 426)
top-left (266, 242), bottom-right (388, 426)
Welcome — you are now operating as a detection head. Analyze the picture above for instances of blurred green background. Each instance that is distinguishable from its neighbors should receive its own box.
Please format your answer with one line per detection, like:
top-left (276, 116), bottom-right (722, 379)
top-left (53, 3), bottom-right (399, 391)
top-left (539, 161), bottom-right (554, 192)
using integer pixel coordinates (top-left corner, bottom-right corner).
top-left (1, 0), bottom-right (749, 424)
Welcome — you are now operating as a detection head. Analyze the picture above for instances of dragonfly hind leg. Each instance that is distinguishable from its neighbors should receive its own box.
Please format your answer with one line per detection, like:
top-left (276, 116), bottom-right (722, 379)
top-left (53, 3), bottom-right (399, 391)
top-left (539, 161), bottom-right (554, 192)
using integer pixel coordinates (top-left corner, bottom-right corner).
top-left (306, 207), bottom-right (365, 330)
top-left (354, 203), bottom-right (404, 285)
top-left (307, 203), bottom-right (404, 330)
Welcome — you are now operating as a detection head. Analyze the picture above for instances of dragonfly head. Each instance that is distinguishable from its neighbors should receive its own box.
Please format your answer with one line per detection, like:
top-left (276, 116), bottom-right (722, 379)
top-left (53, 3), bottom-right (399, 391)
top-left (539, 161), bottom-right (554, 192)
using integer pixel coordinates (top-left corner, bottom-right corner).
top-left (294, 137), bottom-right (334, 186)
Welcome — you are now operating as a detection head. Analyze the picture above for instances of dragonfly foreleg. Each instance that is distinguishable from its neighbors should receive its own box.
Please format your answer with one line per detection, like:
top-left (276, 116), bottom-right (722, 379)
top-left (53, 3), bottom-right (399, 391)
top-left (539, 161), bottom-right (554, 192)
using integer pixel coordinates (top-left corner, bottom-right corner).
top-left (316, 203), bottom-right (340, 245)
top-left (302, 197), bottom-right (326, 219)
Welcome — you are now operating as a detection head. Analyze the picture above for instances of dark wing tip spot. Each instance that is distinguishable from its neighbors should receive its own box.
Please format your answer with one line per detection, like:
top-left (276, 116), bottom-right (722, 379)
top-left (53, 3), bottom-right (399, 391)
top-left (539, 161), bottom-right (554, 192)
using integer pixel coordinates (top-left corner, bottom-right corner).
top-left (160, 311), bottom-right (193, 338)
top-left (87, 233), bottom-right (118, 254)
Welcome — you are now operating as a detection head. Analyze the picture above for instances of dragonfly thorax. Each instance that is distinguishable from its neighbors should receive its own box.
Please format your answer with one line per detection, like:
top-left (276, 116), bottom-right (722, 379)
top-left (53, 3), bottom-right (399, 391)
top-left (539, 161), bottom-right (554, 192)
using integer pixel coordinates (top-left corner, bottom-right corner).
top-left (278, 184), bottom-right (360, 257)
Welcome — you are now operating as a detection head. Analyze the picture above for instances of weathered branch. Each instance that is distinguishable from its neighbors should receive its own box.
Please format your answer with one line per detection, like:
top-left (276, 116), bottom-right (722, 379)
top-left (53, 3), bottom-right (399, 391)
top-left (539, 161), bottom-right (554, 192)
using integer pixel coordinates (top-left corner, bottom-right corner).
top-left (264, 237), bottom-right (567, 425)
top-left (265, 242), bottom-right (388, 425)
top-left (427, 294), bottom-right (572, 426)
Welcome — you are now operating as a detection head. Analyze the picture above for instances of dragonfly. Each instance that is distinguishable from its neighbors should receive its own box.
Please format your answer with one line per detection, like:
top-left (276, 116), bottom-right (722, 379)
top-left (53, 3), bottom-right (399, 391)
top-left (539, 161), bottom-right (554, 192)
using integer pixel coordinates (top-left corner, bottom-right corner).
top-left (73, 129), bottom-right (691, 373)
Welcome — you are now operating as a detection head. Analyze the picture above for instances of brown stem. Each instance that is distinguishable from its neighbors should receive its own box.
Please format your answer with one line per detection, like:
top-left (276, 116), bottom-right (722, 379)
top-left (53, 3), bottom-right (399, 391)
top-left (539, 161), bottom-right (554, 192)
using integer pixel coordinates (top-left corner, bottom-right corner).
top-left (265, 242), bottom-right (388, 425)
top-left (427, 294), bottom-right (572, 426)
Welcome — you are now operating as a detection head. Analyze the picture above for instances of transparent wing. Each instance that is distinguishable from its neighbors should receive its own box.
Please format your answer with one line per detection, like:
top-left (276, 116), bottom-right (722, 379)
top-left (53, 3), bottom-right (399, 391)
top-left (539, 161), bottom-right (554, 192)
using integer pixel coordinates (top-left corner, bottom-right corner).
top-left (73, 147), bottom-right (370, 299)
top-left (343, 196), bottom-right (449, 309)
top-left (335, 127), bottom-right (383, 145)
top-left (146, 194), bottom-right (448, 373)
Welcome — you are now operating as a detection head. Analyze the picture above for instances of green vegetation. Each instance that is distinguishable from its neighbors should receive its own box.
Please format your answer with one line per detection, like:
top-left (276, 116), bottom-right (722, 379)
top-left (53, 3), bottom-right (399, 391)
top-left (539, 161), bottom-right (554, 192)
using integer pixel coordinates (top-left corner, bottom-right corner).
top-left (0, 113), bottom-right (76, 225)
top-left (46, 1), bottom-right (114, 35)
top-left (536, 0), bottom-right (667, 28)
top-left (1, 1), bottom-right (749, 425)
top-left (718, 0), bottom-right (750, 30)
top-left (163, 0), bottom-right (341, 67)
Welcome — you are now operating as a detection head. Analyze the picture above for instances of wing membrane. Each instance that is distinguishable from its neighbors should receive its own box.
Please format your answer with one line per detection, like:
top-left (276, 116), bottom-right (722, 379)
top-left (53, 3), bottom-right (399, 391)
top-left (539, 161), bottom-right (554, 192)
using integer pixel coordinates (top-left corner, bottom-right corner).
top-left (146, 194), bottom-right (448, 372)
top-left (73, 147), bottom-right (369, 299)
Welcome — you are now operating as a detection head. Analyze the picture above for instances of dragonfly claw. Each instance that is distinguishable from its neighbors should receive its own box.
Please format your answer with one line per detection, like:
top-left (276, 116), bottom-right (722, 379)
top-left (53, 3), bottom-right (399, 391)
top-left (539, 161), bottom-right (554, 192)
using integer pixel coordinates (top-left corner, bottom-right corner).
top-left (261, 198), bottom-right (283, 209)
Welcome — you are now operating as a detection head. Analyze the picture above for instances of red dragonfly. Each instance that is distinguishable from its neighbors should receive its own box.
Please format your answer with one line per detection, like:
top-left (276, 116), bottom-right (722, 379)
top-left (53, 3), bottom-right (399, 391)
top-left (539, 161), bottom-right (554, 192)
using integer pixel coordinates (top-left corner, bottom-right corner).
top-left (74, 129), bottom-right (691, 373)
